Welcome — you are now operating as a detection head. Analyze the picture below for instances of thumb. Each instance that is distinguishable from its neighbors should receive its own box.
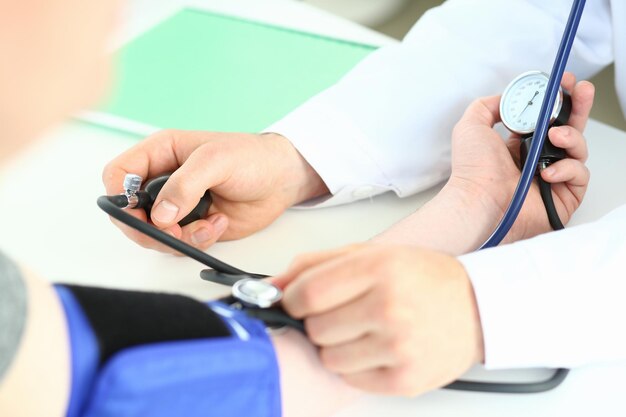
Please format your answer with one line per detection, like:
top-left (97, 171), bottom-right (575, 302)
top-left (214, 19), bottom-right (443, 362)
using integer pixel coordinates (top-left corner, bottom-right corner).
top-left (151, 143), bottom-right (231, 227)
top-left (458, 95), bottom-right (502, 129)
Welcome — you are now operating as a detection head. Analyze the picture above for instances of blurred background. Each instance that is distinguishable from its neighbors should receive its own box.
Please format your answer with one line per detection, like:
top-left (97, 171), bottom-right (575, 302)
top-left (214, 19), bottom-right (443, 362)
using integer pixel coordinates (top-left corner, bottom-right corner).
top-left (303, 0), bottom-right (626, 131)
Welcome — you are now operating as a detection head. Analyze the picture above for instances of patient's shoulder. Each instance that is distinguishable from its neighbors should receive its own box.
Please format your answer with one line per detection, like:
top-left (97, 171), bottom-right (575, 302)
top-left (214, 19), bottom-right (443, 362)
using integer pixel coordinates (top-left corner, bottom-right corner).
top-left (0, 249), bottom-right (27, 383)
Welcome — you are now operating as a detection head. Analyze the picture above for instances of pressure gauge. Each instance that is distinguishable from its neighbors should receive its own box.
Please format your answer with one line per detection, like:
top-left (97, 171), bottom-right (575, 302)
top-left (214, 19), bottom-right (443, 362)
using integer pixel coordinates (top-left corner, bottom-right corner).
top-left (500, 71), bottom-right (571, 136)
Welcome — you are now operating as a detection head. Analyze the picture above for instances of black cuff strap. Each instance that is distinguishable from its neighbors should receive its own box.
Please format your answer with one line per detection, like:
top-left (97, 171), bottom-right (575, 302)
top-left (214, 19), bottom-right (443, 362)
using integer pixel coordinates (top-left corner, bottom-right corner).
top-left (63, 285), bottom-right (231, 364)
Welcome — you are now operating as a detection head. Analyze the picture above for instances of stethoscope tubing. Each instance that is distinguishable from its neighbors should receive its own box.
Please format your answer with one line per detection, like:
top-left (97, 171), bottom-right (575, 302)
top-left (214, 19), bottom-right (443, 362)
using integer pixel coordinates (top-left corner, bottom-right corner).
top-left (97, 195), bottom-right (262, 277)
top-left (480, 0), bottom-right (586, 249)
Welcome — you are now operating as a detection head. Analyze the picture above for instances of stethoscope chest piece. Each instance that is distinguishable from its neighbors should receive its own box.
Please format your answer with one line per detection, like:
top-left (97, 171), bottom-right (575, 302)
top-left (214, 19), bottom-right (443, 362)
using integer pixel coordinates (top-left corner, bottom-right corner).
top-left (232, 278), bottom-right (282, 309)
top-left (200, 269), bottom-right (303, 332)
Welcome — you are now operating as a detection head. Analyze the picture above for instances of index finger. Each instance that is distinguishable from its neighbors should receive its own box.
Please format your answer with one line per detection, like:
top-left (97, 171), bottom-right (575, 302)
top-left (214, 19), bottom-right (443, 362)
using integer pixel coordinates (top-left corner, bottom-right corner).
top-left (271, 245), bottom-right (364, 289)
top-left (282, 248), bottom-right (378, 319)
top-left (101, 129), bottom-right (207, 196)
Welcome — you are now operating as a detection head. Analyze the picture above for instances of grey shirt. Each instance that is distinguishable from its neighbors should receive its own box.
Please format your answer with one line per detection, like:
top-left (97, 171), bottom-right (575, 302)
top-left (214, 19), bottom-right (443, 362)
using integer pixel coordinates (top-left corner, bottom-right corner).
top-left (0, 251), bottom-right (27, 382)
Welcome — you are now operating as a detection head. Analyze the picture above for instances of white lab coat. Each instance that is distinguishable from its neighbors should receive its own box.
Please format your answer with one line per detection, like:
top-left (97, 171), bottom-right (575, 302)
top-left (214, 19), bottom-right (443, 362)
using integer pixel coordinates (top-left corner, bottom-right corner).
top-left (269, 0), bottom-right (626, 369)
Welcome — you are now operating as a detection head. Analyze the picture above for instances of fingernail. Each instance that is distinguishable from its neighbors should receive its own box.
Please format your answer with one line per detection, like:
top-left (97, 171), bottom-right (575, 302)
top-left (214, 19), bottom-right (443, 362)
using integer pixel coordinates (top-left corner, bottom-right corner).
top-left (543, 166), bottom-right (556, 177)
top-left (191, 227), bottom-right (212, 245)
top-left (558, 126), bottom-right (570, 136)
top-left (152, 200), bottom-right (179, 224)
top-left (210, 215), bottom-right (228, 234)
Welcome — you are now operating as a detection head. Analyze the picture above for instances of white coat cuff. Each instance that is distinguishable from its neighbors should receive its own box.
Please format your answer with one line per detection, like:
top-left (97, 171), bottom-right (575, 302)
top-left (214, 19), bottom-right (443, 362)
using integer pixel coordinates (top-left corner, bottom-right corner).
top-left (459, 246), bottom-right (554, 370)
top-left (265, 96), bottom-right (396, 208)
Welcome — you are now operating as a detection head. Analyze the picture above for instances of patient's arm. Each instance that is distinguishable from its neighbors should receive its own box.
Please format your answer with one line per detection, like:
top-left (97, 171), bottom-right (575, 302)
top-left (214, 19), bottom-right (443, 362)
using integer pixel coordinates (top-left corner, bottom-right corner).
top-left (273, 330), bottom-right (361, 417)
top-left (0, 272), bottom-right (358, 417)
top-left (0, 270), bottom-right (71, 417)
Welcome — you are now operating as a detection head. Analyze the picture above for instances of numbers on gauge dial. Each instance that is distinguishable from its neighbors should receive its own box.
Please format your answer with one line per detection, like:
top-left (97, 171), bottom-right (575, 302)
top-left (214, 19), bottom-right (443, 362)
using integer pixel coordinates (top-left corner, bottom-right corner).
top-left (502, 73), bottom-right (554, 133)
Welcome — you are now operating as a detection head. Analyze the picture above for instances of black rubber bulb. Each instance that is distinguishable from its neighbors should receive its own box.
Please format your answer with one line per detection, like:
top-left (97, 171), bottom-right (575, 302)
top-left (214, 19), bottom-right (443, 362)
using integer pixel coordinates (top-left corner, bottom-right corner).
top-left (520, 134), bottom-right (568, 169)
top-left (142, 174), bottom-right (212, 227)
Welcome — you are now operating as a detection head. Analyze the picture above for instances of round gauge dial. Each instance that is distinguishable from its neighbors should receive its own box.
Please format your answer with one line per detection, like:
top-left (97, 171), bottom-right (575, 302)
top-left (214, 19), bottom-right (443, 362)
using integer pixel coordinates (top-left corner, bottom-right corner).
top-left (500, 71), bottom-right (563, 135)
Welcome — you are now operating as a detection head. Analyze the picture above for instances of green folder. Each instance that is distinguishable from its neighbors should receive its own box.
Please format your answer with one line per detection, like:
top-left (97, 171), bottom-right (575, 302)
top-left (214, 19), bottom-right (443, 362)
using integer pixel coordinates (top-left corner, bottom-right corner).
top-left (94, 8), bottom-right (376, 135)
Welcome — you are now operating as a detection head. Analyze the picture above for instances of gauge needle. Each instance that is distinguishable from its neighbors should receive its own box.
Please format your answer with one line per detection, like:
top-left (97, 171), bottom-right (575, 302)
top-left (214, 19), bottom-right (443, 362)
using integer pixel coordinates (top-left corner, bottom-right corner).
top-left (518, 90), bottom-right (540, 117)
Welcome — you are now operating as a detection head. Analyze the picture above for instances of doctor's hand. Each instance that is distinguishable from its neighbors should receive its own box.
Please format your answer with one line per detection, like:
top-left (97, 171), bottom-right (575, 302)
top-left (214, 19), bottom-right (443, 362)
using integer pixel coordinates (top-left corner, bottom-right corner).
top-left (103, 131), bottom-right (328, 252)
top-left (273, 244), bottom-right (484, 396)
top-left (448, 72), bottom-right (594, 242)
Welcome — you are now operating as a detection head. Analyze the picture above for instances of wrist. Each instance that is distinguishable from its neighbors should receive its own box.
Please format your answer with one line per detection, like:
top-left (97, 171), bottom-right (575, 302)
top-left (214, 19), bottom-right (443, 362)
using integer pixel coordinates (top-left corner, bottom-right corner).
top-left (438, 184), bottom-right (498, 252)
top-left (262, 133), bottom-right (329, 207)
top-left (372, 184), bottom-right (501, 254)
top-left (442, 177), bottom-right (522, 246)
top-left (443, 177), bottom-right (507, 219)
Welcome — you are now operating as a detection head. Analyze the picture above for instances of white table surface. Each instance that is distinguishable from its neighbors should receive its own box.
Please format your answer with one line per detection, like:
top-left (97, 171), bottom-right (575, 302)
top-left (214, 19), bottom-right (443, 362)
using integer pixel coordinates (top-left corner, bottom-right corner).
top-left (1, 0), bottom-right (625, 415)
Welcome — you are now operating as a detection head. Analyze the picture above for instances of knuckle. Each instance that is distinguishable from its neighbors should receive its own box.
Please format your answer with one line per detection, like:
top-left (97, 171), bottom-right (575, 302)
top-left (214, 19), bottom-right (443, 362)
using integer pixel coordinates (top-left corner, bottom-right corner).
top-left (197, 141), bottom-right (220, 158)
top-left (579, 161), bottom-right (590, 176)
top-left (289, 253), bottom-right (311, 270)
top-left (452, 121), bottom-right (470, 141)
top-left (378, 276), bottom-right (403, 303)
top-left (101, 161), bottom-right (118, 186)
top-left (132, 233), bottom-right (158, 249)
top-left (152, 128), bottom-right (178, 142)
top-left (378, 296), bottom-right (401, 325)
top-left (373, 250), bottom-right (400, 277)
top-left (384, 247), bottom-right (411, 273)
top-left (143, 129), bottom-right (179, 149)
top-left (162, 175), bottom-right (194, 201)
top-left (387, 370), bottom-right (414, 396)
top-left (299, 283), bottom-right (321, 312)
top-left (186, 237), bottom-right (213, 251)
top-left (466, 97), bottom-right (492, 120)
top-left (346, 243), bottom-right (368, 253)
top-left (319, 348), bottom-right (340, 371)
top-left (377, 271), bottom-right (404, 300)
top-left (390, 369), bottom-right (423, 397)
top-left (566, 159), bottom-right (581, 175)
top-left (465, 98), bottom-right (483, 113)
top-left (571, 130), bottom-right (587, 147)
top-left (370, 257), bottom-right (387, 277)
top-left (387, 337), bottom-right (412, 363)
top-left (304, 317), bottom-right (327, 345)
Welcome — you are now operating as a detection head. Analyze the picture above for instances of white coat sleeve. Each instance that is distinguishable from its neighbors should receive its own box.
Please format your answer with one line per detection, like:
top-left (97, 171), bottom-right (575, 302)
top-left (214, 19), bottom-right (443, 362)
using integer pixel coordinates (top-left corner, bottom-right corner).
top-left (458, 205), bottom-right (626, 370)
top-left (266, 0), bottom-right (613, 207)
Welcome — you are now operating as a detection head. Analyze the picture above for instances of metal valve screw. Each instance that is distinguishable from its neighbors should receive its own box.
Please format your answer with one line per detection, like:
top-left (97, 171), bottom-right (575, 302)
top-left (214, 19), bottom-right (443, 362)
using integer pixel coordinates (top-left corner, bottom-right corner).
top-left (124, 174), bottom-right (143, 195)
top-left (123, 174), bottom-right (143, 208)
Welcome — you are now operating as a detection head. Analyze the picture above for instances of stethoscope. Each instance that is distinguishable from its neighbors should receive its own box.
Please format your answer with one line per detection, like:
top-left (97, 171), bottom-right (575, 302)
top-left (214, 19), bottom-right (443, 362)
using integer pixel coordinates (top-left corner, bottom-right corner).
top-left (98, 0), bottom-right (585, 395)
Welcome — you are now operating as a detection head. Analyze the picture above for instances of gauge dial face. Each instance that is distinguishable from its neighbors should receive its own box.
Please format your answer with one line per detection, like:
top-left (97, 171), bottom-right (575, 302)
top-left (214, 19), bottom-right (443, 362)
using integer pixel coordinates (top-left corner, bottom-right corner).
top-left (500, 71), bottom-right (562, 135)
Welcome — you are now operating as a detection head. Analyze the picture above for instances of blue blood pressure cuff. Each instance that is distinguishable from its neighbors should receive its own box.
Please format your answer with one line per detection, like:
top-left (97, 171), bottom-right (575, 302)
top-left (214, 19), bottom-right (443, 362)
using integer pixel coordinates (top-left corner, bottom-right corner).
top-left (55, 285), bottom-right (281, 417)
